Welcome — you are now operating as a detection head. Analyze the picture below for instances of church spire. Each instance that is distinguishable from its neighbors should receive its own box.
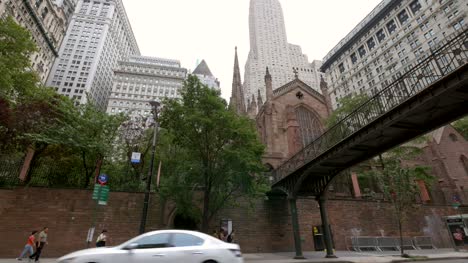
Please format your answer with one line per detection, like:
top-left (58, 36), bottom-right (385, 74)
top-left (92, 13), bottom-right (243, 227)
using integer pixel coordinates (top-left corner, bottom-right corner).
top-left (257, 89), bottom-right (263, 108)
top-left (229, 47), bottom-right (246, 115)
top-left (320, 75), bottom-right (333, 116)
top-left (265, 67), bottom-right (273, 101)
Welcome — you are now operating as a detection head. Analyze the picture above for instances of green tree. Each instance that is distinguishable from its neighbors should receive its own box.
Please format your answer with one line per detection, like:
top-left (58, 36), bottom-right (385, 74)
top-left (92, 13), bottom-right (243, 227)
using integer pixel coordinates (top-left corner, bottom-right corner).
top-left (326, 93), bottom-right (370, 128)
top-left (26, 98), bottom-right (126, 187)
top-left (361, 146), bottom-right (433, 257)
top-left (453, 116), bottom-right (468, 140)
top-left (159, 75), bottom-right (267, 232)
top-left (0, 16), bottom-right (39, 99)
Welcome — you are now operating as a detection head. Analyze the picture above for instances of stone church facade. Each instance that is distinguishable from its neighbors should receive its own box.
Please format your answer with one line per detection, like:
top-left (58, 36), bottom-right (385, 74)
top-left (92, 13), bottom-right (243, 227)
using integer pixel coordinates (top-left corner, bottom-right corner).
top-left (230, 47), bottom-right (333, 169)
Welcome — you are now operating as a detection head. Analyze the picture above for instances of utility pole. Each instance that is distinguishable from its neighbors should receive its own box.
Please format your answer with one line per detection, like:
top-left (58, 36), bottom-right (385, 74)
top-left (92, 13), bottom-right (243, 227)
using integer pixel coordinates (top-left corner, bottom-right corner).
top-left (139, 101), bottom-right (160, 234)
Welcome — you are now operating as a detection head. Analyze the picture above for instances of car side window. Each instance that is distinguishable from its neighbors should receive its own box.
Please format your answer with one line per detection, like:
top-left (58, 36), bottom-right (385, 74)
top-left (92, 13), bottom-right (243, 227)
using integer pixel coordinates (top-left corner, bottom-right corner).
top-left (171, 233), bottom-right (205, 247)
top-left (135, 233), bottom-right (171, 249)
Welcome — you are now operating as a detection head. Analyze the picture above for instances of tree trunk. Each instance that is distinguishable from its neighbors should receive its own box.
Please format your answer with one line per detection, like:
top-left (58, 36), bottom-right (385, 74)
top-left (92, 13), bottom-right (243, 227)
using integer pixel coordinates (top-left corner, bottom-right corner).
top-left (201, 187), bottom-right (211, 233)
top-left (82, 151), bottom-right (90, 188)
top-left (398, 217), bottom-right (405, 257)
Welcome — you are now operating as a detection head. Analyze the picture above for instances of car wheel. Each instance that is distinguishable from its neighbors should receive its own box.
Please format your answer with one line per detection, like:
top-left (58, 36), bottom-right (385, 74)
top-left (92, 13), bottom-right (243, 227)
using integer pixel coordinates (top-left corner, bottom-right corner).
top-left (203, 260), bottom-right (218, 263)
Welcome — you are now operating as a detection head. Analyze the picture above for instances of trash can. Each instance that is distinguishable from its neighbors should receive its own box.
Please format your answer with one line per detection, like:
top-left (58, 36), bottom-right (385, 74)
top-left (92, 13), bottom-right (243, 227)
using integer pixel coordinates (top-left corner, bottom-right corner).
top-left (313, 225), bottom-right (335, 251)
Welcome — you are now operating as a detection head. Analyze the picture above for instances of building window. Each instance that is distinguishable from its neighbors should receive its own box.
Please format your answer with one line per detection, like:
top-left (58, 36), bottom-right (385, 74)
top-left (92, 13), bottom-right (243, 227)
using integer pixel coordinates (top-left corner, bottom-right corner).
top-left (376, 29), bottom-right (386, 42)
top-left (351, 53), bottom-right (358, 64)
top-left (295, 106), bottom-right (323, 147)
top-left (358, 45), bottom-right (367, 57)
top-left (449, 133), bottom-right (458, 142)
top-left (398, 10), bottom-right (409, 24)
top-left (410, 0), bottom-right (422, 14)
top-left (367, 38), bottom-right (376, 50)
top-left (386, 20), bottom-right (397, 34)
top-left (338, 63), bottom-right (345, 73)
top-left (453, 19), bottom-right (465, 31)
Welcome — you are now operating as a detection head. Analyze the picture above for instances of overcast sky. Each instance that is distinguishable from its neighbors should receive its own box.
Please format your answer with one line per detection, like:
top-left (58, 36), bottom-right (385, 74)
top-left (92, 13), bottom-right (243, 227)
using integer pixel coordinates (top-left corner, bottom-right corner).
top-left (121, 0), bottom-right (382, 100)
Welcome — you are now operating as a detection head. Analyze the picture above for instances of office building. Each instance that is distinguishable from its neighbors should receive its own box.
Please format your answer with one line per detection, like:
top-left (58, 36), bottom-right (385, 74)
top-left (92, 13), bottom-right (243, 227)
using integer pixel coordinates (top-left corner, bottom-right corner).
top-left (46, 0), bottom-right (140, 108)
top-left (0, 0), bottom-right (69, 83)
top-left (320, 0), bottom-right (466, 109)
top-left (106, 56), bottom-right (187, 117)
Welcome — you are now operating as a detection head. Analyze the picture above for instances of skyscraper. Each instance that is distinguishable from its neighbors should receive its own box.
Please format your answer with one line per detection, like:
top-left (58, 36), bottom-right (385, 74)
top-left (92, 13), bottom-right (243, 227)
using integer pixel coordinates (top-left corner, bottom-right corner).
top-left (46, 0), bottom-right (140, 109)
top-left (243, 0), bottom-right (320, 104)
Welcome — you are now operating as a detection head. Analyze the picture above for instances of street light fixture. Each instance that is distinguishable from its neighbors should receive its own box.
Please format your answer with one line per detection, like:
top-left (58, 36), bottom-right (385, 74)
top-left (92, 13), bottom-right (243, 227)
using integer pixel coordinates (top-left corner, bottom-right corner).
top-left (139, 100), bottom-right (160, 234)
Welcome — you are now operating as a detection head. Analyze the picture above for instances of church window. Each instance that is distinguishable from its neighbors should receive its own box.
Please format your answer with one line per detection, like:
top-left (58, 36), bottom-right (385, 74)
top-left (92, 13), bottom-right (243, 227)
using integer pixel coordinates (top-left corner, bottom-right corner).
top-left (295, 106), bottom-right (323, 147)
top-left (449, 133), bottom-right (458, 142)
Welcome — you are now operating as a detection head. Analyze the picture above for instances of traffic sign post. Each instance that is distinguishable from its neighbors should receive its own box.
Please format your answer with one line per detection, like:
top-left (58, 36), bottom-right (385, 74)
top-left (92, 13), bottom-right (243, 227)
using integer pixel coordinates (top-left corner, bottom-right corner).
top-left (451, 194), bottom-right (467, 242)
top-left (88, 175), bottom-right (110, 248)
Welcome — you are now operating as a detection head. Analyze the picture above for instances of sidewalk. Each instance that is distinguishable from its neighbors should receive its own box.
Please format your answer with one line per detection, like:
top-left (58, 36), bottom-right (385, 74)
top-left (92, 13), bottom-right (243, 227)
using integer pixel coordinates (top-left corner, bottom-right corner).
top-left (1, 249), bottom-right (467, 263)
top-left (243, 249), bottom-right (468, 263)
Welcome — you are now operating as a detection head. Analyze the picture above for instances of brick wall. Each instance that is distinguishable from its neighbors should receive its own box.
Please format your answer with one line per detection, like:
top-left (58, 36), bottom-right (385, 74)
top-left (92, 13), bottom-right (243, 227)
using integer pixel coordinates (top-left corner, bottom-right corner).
top-left (0, 188), bottom-right (456, 257)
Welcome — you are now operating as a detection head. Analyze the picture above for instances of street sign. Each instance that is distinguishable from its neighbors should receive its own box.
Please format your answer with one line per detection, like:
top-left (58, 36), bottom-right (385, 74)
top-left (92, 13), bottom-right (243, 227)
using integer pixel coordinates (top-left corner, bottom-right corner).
top-left (92, 184), bottom-right (101, 200)
top-left (99, 185), bottom-right (110, 205)
top-left (98, 174), bottom-right (108, 185)
top-left (131, 152), bottom-right (141, 164)
top-left (92, 184), bottom-right (110, 205)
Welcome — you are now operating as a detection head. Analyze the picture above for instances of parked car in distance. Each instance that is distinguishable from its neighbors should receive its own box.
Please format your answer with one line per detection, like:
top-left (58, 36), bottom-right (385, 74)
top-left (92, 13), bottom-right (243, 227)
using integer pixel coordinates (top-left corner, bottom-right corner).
top-left (57, 229), bottom-right (243, 263)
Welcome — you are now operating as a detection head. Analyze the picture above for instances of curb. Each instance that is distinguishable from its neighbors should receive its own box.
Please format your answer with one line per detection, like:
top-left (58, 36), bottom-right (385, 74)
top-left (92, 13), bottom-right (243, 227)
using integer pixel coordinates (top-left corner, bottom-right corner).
top-left (391, 256), bottom-right (468, 262)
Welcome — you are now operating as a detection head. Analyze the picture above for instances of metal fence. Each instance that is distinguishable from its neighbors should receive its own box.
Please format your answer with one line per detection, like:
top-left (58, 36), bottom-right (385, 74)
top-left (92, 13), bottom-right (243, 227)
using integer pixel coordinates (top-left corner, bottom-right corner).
top-left (273, 27), bottom-right (468, 184)
top-left (346, 236), bottom-right (435, 252)
top-left (0, 155), bottom-right (146, 192)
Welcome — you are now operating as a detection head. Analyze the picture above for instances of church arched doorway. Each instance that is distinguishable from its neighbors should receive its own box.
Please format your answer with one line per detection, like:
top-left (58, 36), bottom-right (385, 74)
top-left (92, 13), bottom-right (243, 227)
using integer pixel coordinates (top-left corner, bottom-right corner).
top-left (173, 213), bottom-right (199, 231)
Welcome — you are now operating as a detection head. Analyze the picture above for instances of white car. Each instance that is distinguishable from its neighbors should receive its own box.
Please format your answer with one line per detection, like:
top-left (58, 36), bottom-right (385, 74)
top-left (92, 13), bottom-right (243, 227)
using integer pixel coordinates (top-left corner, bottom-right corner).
top-left (57, 230), bottom-right (243, 263)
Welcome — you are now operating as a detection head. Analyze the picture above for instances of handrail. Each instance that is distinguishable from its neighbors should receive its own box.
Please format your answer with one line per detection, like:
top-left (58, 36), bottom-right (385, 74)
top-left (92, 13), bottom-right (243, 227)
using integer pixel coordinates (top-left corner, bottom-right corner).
top-left (272, 27), bottom-right (468, 185)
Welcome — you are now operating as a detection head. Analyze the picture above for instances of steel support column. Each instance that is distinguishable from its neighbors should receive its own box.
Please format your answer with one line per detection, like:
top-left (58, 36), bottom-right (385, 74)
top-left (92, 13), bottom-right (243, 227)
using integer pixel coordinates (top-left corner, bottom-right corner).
top-left (318, 196), bottom-right (337, 258)
top-left (289, 198), bottom-right (305, 259)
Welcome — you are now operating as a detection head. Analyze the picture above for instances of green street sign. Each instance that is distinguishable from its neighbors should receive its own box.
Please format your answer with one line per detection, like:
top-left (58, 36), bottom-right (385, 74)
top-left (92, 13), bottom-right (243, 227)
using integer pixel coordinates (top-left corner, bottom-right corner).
top-left (99, 185), bottom-right (110, 202)
top-left (92, 184), bottom-right (110, 205)
top-left (92, 184), bottom-right (101, 200)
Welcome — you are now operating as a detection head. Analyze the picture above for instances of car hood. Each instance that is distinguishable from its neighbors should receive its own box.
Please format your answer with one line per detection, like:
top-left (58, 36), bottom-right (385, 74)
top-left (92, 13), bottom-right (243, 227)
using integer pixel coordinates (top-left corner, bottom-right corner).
top-left (58, 247), bottom-right (114, 260)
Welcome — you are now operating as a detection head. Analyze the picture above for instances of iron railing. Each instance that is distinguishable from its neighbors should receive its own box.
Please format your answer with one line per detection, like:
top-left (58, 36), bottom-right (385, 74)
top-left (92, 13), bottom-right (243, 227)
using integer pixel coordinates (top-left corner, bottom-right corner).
top-left (272, 28), bottom-right (468, 185)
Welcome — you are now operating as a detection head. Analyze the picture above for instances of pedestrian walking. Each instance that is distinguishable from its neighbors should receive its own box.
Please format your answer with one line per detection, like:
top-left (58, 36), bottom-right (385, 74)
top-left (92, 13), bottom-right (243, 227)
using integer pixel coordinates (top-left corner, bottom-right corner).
top-left (96, 230), bottom-right (108, 247)
top-left (227, 230), bottom-right (235, 243)
top-left (219, 228), bottom-right (226, 241)
top-left (16, 230), bottom-right (37, 261)
top-left (30, 227), bottom-right (48, 262)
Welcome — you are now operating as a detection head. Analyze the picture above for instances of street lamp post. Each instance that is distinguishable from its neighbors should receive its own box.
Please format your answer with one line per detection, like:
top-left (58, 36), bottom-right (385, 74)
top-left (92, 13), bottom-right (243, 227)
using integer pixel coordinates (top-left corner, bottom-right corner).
top-left (139, 101), bottom-right (160, 234)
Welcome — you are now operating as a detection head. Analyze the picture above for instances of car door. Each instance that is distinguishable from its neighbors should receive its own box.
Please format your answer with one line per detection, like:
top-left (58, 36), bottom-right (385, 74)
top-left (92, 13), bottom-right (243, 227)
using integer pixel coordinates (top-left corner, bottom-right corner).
top-left (169, 233), bottom-right (213, 262)
top-left (111, 233), bottom-right (174, 263)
